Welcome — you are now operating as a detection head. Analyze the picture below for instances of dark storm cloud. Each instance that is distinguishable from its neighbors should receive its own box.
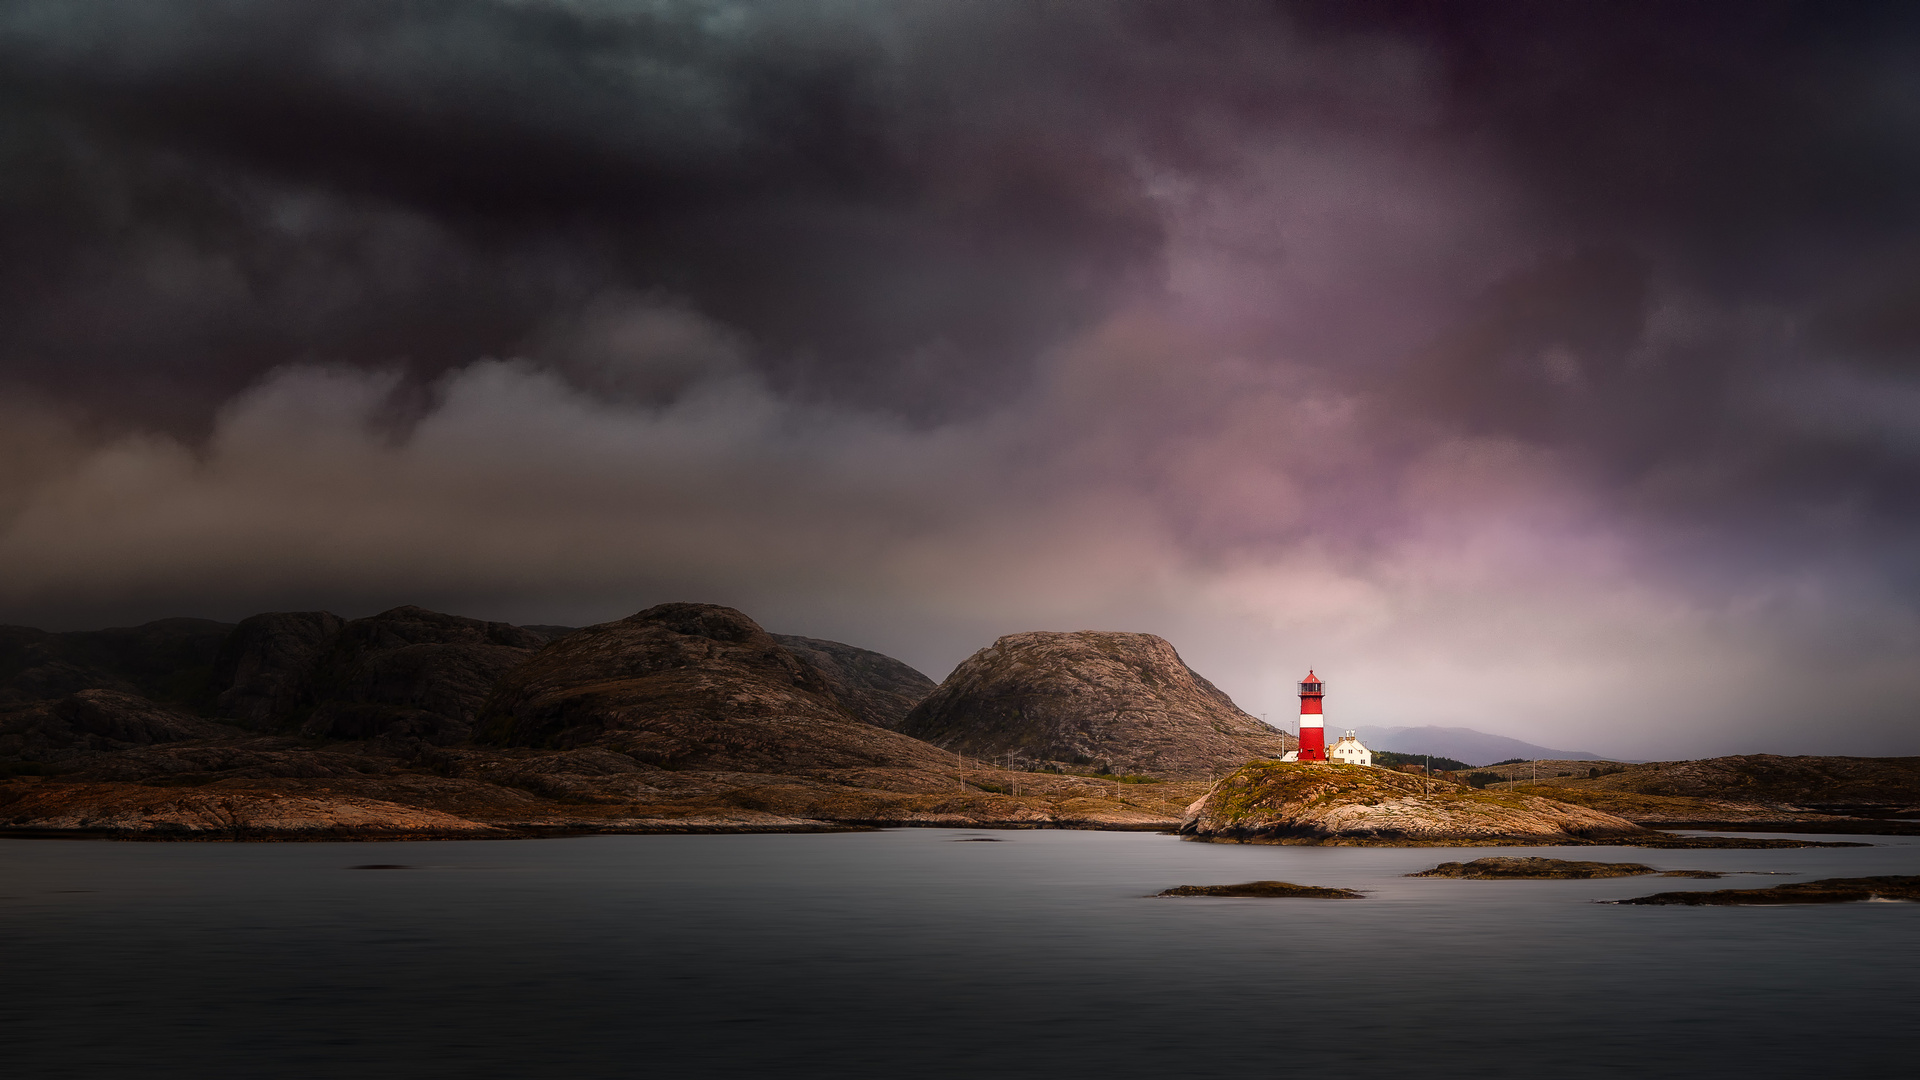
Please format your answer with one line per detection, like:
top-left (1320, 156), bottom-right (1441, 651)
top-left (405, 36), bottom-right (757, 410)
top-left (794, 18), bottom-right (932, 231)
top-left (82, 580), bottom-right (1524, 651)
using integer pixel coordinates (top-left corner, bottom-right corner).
top-left (1287, 1), bottom-right (1920, 552)
top-left (5, 1), bottom-right (1920, 754)
top-left (0, 0), bottom-right (1173, 425)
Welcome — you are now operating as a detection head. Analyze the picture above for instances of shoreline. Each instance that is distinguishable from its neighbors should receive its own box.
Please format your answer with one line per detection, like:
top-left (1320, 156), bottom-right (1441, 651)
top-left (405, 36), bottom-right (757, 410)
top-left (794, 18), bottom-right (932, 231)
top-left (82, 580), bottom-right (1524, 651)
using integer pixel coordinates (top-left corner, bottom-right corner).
top-left (0, 820), bottom-right (1877, 845)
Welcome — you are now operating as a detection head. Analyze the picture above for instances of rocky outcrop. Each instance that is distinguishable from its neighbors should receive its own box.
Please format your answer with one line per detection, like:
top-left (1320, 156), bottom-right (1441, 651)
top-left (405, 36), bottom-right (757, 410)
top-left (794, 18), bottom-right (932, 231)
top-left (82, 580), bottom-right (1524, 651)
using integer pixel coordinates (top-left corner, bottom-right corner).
top-left (476, 603), bottom-right (959, 774)
top-left (53, 689), bottom-right (239, 746)
top-left (0, 690), bottom-right (244, 763)
top-left (209, 611), bottom-right (346, 726)
top-left (896, 631), bottom-right (1293, 778)
top-left (206, 607), bottom-right (546, 743)
top-left (1, 618), bottom-right (235, 705)
top-left (299, 606), bottom-right (547, 743)
top-left (773, 634), bottom-right (936, 729)
top-left (1180, 761), bottom-right (1651, 845)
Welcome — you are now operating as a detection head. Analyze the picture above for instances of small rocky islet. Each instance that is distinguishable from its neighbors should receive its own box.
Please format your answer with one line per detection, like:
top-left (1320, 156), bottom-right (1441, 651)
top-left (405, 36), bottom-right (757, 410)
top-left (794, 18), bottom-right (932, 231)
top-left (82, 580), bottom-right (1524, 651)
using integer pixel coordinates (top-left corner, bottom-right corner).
top-left (1409, 857), bottom-right (1721, 879)
top-left (1156, 881), bottom-right (1364, 899)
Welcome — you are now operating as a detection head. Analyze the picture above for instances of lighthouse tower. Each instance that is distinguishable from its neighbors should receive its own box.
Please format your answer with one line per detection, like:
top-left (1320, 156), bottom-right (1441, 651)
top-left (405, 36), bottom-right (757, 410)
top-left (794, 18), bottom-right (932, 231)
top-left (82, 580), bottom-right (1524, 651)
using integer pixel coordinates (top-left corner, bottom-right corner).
top-left (1297, 671), bottom-right (1327, 761)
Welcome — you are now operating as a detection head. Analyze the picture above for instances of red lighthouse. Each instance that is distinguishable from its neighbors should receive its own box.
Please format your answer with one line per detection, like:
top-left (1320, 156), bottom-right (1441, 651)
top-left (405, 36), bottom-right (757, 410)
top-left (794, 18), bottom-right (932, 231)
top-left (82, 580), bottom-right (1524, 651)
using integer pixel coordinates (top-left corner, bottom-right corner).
top-left (1297, 671), bottom-right (1326, 761)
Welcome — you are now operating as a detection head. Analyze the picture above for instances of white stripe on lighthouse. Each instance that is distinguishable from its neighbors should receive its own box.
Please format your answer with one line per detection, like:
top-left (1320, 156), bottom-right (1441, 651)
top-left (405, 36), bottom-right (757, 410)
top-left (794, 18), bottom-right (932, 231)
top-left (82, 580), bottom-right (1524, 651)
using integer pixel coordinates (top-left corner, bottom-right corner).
top-left (1298, 715), bottom-right (1323, 728)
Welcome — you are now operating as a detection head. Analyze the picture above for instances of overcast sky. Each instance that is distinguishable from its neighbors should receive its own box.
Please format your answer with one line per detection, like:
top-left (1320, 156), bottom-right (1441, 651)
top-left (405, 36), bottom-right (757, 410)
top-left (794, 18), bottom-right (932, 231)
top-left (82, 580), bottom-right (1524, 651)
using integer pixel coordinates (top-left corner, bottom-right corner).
top-left (3, 1), bottom-right (1919, 758)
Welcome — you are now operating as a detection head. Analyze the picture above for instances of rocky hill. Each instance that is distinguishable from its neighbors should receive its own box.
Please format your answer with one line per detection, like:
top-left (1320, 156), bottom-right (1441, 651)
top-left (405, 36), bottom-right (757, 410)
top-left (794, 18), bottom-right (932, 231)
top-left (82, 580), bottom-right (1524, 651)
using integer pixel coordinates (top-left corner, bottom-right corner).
top-left (1180, 761), bottom-right (1655, 845)
top-left (475, 603), bottom-right (956, 775)
top-left (194, 605), bottom-right (554, 744)
top-left (897, 631), bottom-right (1294, 778)
top-left (772, 634), bottom-right (936, 729)
top-left (1, 618), bottom-right (235, 706)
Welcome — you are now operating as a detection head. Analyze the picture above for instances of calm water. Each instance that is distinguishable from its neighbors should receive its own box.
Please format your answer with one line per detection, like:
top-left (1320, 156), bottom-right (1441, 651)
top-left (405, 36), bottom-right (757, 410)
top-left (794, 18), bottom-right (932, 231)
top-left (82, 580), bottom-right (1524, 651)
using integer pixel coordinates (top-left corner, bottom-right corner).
top-left (2, 829), bottom-right (1915, 1079)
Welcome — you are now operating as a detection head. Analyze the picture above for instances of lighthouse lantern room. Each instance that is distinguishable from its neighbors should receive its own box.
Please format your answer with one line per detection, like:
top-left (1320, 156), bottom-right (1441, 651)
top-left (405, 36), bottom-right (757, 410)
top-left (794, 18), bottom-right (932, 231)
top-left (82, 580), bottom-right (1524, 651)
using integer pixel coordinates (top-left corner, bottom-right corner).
top-left (1297, 671), bottom-right (1326, 761)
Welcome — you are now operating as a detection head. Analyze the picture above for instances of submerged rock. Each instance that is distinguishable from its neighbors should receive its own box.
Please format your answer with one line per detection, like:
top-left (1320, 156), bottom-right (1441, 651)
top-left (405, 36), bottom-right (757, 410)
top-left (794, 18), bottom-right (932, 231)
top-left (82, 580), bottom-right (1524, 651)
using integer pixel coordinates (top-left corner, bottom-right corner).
top-left (897, 630), bottom-right (1293, 778)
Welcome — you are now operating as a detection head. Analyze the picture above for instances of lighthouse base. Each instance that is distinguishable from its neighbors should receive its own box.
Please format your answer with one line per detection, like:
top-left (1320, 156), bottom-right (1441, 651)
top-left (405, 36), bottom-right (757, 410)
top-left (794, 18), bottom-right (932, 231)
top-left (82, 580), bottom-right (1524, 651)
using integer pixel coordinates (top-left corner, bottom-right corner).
top-left (1297, 725), bottom-right (1326, 761)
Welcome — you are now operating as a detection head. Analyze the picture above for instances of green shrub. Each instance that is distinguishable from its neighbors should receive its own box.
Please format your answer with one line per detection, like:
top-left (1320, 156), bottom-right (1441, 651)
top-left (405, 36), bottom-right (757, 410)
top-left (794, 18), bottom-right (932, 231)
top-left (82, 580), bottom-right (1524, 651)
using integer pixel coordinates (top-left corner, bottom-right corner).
top-left (1374, 750), bottom-right (1472, 772)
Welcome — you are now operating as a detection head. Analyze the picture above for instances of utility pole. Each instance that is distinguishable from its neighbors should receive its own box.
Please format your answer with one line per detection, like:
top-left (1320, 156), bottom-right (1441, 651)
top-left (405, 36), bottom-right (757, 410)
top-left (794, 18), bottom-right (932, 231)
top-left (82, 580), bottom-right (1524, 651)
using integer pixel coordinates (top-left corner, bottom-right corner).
top-left (1425, 753), bottom-right (1431, 797)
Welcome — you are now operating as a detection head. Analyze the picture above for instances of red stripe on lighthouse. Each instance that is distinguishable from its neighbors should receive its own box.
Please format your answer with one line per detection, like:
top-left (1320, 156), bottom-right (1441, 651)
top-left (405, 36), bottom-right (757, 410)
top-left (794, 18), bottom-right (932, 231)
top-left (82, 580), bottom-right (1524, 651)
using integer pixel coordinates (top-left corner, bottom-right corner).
top-left (1297, 670), bottom-right (1327, 761)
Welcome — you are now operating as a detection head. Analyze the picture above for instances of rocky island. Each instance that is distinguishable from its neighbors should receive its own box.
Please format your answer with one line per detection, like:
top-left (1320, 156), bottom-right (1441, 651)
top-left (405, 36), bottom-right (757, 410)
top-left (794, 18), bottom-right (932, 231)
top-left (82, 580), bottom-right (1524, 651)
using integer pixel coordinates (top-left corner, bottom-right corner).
top-left (1179, 761), bottom-right (1861, 848)
top-left (1157, 881), bottom-right (1364, 898)
top-left (1410, 857), bottom-right (1721, 879)
top-left (1179, 759), bottom-right (1651, 845)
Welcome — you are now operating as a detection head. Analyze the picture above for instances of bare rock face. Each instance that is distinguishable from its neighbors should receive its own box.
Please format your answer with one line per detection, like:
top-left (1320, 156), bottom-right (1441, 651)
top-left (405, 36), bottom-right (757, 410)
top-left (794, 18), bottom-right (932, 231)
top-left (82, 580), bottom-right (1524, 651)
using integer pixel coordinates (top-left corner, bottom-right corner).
top-left (1, 619), bottom-right (235, 706)
top-left (53, 689), bottom-right (238, 746)
top-left (206, 606), bottom-right (545, 743)
top-left (1180, 761), bottom-right (1650, 845)
top-left (477, 603), bottom-right (956, 773)
top-left (0, 690), bottom-right (243, 764)
top-left (772, 634), bottom-right (936, 729)
top-left (895, 631), bottom-right (1294, 778)
top-left (209, 611), bottom-right (347, 726)
top-left (300, 607), bottom-right (547, 743)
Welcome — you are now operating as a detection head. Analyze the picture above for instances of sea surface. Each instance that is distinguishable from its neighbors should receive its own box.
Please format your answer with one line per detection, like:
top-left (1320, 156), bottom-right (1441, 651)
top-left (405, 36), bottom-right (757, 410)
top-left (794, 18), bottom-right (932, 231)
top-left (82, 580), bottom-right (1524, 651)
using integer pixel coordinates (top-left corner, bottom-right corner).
top-left (2, 828), bottom-right (1915, 1079)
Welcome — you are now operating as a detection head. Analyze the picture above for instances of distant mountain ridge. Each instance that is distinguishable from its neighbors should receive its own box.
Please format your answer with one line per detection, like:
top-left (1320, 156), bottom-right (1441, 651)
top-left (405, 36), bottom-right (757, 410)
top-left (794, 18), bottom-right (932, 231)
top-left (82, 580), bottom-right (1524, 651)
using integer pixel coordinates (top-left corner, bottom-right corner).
top-left (1355, 725), bottom-right (1614, 767)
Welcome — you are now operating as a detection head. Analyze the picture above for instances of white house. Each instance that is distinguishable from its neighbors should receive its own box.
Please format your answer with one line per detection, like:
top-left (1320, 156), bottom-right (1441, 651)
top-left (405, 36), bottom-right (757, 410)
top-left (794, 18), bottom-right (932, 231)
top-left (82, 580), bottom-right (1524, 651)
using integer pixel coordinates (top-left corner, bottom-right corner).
top-left (1328, 731), bottom-right (1372, 766)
